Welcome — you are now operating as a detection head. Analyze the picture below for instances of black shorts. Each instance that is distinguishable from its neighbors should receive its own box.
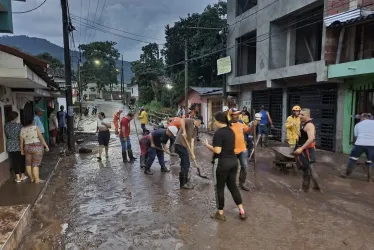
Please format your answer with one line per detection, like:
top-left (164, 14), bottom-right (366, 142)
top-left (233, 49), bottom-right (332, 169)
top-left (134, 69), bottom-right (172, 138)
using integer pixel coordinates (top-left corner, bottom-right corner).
top-left (295, 146), bottom-right (315, 170)
top-left (98, 131), bottom-right (110, 146)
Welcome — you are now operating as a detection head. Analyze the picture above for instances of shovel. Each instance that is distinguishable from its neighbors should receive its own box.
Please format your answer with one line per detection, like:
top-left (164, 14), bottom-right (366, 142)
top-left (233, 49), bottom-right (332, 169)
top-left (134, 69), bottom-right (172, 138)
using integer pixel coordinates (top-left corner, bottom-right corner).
top-left (183, 136), bottom-right (209, 179)
top-left (153, 145), bottom-right (178, 157)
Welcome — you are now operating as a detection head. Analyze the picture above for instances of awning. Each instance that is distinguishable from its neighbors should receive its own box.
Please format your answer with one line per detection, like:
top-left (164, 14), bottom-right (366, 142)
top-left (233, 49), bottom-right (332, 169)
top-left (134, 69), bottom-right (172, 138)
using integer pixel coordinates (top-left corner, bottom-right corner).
top-left (325, 8), bottom-right (374, 27)
top-left (13, 89), bottom-right (52, 97)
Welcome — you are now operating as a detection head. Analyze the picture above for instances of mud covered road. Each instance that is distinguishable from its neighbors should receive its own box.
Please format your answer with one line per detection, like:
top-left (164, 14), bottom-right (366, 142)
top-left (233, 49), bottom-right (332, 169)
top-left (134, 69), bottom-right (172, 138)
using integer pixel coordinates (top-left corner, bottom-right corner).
top-left (20, 114), bottom-right (374, 249)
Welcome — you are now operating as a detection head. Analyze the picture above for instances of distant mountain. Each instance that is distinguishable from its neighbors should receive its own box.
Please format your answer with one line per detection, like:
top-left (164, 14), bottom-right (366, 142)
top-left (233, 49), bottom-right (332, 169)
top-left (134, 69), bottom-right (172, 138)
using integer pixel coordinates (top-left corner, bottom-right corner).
top-left (0, 35), bottom-right (134, 83)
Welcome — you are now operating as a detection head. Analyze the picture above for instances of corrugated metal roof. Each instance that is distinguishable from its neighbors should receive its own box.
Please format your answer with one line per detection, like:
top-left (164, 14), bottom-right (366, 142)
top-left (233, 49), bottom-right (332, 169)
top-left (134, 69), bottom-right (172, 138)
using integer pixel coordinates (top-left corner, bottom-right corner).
top-left (330, 13), bottom-right (374, 27)
top-left (189, 86), bottom-right (222, 95)
top-left (325, 8), bottom-right (374, 27)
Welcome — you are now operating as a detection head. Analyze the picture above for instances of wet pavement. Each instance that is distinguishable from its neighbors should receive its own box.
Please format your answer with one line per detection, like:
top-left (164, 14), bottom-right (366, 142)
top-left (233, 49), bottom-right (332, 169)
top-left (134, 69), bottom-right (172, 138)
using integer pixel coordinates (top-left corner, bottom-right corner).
top-left (19, 106), bottom-right (374, 250)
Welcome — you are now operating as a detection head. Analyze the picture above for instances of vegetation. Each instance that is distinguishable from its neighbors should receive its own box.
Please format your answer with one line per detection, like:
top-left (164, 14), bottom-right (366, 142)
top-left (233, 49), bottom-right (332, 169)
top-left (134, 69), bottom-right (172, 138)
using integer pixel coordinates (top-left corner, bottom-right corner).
top-left (132, 1), bottom-right (227, 108)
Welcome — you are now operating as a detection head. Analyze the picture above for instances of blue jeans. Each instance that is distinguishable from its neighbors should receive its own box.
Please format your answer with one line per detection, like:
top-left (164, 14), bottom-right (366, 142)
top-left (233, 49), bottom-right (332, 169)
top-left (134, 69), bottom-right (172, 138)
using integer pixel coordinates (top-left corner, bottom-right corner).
top-left (175, 144), bottom-right (190, 174)
top-left (146, 147), bottom-right (165, 168)
top-left (237, 150), bottom-right (248, 171)
top-left (348, 145), bottom-right (374, 168)
top-left (259, 125), bottom-right (268, 136)
top-left (120, 137), bottom-right (132, 152)
top-left (141, 124), bottom-right (146, 134)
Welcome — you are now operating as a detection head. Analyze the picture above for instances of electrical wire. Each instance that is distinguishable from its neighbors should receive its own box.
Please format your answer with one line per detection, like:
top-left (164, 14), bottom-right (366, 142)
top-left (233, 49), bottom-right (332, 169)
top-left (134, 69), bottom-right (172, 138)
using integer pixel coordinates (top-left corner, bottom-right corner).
top-left (71, 16), bottom-right (165, 45)
top-left (12, 0), bottom-right (48, 14)
top-left (71, 14), bottom-right (166, 42)
top-left (87, 0), bottom-right (101, 42)
top-left (82, 0), bottom-right (92, 44)
top-left (79, 0), bottom-right (83, 41)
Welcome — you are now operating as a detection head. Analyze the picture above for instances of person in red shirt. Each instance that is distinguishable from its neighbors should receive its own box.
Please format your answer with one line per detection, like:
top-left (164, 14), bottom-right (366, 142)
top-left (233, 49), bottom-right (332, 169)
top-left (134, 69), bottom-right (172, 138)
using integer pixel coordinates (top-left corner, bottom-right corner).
top-left (120, 113), bottom-right (136, 163)
top-left (139, 129), bottom-right (150, 168)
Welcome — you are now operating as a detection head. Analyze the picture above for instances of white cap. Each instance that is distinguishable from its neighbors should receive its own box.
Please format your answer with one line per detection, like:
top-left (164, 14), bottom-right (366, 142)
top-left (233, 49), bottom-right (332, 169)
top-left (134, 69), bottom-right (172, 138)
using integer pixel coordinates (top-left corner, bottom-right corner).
top-left (255, 113), bottom-right (262, 121)
top-left (222, 106), bottom-right (229, 112)
top-left (168, 126), bottom-right (178, 137)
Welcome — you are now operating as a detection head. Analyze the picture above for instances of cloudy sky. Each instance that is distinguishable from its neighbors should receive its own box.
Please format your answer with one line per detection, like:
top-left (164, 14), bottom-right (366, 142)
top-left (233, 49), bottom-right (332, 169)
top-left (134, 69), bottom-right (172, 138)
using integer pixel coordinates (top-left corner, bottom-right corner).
top-left (11, 0), bottom-right (218, 61)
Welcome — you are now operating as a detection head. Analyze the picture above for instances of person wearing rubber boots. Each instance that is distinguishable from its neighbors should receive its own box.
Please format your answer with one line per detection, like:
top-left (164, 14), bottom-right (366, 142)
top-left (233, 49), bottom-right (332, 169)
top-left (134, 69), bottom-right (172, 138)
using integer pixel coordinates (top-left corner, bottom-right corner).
top-left (259, 105), bottom-right (274, 147)
top-left (230, 108), bottom-right (251, 191)
top-left (144, 126), bottom-right (178, 175)
top-left (341, 113), bottom-right (374, 182)
top-left (139, 129), bottom-right (151, 168)
top-left (294, 108), bottom-right (321, 192)
top-left (120, 113), bottom-right (137, 163)
top-left (113, 109), bottom-right (122, 135)
top-left (174, 117), bottom-right (202, 189)
top-left (285, 106), bottom-right (301, 149)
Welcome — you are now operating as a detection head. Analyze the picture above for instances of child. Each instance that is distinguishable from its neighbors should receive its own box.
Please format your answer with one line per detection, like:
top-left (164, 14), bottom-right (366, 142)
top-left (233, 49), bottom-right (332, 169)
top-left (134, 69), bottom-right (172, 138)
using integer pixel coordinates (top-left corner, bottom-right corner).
top-left (139, 129), bottom-right (151, 168)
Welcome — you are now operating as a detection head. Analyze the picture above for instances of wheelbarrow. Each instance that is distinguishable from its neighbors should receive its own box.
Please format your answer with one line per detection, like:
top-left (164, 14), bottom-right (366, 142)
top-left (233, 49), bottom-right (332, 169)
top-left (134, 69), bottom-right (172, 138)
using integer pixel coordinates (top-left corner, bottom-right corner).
top-left (272, 147), bottom-right (297, 173)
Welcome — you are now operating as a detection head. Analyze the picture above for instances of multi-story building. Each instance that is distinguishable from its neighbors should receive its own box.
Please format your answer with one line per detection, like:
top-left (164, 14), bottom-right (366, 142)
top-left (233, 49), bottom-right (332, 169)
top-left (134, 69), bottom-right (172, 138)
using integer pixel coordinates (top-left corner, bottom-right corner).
top-left (325, 0), bottom-right (374, 153)
top-left (226, 0), bottom-right (373, 152)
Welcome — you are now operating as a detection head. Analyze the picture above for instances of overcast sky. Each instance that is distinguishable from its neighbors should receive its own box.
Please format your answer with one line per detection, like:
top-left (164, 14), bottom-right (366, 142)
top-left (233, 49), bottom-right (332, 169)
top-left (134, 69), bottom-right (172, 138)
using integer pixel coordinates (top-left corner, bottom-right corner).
top-left (11, 0), bottom-right (218, 61)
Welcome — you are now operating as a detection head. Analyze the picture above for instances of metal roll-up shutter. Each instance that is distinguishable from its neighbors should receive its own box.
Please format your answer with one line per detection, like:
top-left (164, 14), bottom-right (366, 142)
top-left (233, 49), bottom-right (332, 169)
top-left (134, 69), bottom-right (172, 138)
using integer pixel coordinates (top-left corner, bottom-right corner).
top-left (252, 88), bottom-right (283, 141)
top-left (288, 86), bottom-right (337, 151)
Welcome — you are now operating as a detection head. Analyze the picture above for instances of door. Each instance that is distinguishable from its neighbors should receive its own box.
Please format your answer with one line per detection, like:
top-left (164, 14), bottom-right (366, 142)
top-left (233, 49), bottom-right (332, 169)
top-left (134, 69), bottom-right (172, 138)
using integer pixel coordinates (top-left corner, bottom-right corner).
top-left (288, 86), bottom-right (337, 151)
top-left (20, 101), bottom-right (34, 126)
top-left (252, 89), bottom-right (283, 141)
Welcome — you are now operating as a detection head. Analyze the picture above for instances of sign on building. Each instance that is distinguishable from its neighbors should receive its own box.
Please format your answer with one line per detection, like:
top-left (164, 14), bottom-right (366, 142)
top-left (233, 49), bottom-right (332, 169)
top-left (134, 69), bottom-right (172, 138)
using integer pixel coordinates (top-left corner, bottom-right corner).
top-left (217, 56), bottom-right (232, 76)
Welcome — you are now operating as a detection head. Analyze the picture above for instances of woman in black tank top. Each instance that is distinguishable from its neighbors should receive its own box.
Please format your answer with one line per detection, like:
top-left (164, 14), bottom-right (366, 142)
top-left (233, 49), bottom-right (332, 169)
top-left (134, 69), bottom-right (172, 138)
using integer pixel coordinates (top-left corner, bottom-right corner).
top-left (204, 111), bottom-right (247, 221)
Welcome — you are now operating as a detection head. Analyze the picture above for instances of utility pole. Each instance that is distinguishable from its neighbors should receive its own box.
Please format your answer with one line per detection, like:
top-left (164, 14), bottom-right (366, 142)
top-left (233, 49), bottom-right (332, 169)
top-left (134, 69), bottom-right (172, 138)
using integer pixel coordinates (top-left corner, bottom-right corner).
top-left (120, 55), bottom-right (124, 103)
top-left (184, 40), bottom-right (188, 115)
top-left (78, 48), bottom-right (82, 117)
top-left (221, 27), bottom-right (228, 106)
top-left (61, 0), bottom-right (75, 152)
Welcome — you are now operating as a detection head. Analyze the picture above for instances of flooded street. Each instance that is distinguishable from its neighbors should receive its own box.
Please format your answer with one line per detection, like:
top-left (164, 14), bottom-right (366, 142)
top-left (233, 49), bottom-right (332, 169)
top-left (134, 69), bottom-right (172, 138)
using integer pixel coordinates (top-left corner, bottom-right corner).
top-left (20, 104), bottom-right (374, 250)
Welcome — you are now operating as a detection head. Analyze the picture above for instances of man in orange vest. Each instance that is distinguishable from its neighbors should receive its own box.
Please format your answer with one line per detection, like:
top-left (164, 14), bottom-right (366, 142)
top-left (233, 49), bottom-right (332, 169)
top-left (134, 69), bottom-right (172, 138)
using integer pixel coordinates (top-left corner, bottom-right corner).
top-left (113, 109), bottom-right (123, 135)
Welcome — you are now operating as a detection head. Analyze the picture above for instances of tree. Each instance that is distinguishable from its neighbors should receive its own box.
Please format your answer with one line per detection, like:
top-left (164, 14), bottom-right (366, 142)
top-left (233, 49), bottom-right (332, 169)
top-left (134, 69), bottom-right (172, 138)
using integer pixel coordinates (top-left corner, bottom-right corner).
top-left (36, 52), bottom-right (64, 69)
top-left (78, 41), bottom-right (120, 95)
top-left (131, 43), bottom-right (164, 103)
top-left (163, 1), bottom-right (227, 90)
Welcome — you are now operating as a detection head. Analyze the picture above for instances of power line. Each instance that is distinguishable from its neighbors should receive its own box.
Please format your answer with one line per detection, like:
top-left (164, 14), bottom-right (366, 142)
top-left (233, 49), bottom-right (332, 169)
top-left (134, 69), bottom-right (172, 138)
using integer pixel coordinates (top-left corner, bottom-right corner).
top-left (12, 0), bottom-right (48, 14)
top-left (92, 0), bottom-right (107, 42)
top-left (71, 17), bottom-right (164, 45)
top-left (87, 0), bottom-right (101, 42)
top-left (82, 0), bottom-right (92, 44)
top-left (71, 14), bottom-right (166, 42)
top-left (79, 0), bottom-right (83, 41)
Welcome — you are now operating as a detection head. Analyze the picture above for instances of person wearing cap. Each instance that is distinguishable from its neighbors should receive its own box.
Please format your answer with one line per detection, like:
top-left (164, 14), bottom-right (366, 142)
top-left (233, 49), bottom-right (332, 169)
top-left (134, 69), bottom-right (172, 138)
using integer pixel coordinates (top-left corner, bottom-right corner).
top-left (174, 117), bottom-right (202, 189)
top-left (222, 106), bottom-right (232, 121)
top-left (259, 105), bottom-right (274, 147)
top-left (247, 113), bottom-right (262, 156)
top-left (120, 112), bottom-right (137, 163)
top-left (144, 126), bottom-right (178, 175)
top-left (230, 108), bottom-right (251, 191)
top-left (285, 105), bottom-right (301, 149)
top-left (342, 113), bottom-right (374, 182)
top-left (34, 107), bottom-right (45, 135)
top-left (113, 109), bottom-right (123, 135)
top-left (138, 107), bottom-right (148, 135)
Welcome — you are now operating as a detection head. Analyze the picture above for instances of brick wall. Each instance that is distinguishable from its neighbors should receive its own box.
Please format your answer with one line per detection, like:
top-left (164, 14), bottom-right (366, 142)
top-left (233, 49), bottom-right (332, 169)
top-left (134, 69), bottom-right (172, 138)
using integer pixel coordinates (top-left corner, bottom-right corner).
top-left (327, 0), bottom-right (350, 16)
top-left (360, 0), bottom-right (374, 9)
top-left (325, 28), bottom-right (340, 64)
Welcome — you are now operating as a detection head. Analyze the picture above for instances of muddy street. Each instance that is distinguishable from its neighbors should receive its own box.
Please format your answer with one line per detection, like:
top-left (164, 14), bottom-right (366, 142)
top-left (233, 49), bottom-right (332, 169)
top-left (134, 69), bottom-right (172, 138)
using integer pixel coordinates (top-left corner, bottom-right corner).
top-left (20, 114), bottom-right (374, 249)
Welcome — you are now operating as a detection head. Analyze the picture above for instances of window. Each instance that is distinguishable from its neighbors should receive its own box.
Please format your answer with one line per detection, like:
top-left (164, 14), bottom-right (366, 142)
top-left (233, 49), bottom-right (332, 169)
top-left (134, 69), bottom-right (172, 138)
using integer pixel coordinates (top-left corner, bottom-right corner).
top-left (237, 30), bottom-right (257, 76)
top-left (132, 88), bottom-right (134, 94)
top-left (237, 0), bottom-right (257, 16)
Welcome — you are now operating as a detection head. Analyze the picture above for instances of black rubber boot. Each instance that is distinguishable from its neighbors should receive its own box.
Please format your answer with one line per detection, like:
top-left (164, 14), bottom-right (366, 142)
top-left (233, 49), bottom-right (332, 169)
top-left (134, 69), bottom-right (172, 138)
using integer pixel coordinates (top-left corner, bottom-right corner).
top-left (128, 149), bottom-right (137, 163)
top-left (367, 166), bottom-right (372, 182)
top-left (180, 173), bottom-right (194, 189)
top-left (140, 155), bottom-right (146, 168)
top-left (179, 172), bottom-right (185, 188)
top-left (341, 165), bottom-right (354, 178)
top-left (239, 168), bottom-right (250, 191)
top-left (144, 167), bottom-right (153, 175)
top-left (160, 165), bottom-right (170, 173)
top-left (122, 152), bottom-right (129, 163)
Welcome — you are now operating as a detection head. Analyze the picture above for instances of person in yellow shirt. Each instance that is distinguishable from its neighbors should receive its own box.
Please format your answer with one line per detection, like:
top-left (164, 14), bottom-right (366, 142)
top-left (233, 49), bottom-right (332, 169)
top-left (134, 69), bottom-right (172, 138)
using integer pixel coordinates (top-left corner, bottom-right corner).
top-left (285, 105), bottom-right (301, 148)
top-left (239, 109), bottom-right (250, 125)
top-left (138, 107), bottom-right (148, 135)
top-left (223, 106), bottom-right (232, 121)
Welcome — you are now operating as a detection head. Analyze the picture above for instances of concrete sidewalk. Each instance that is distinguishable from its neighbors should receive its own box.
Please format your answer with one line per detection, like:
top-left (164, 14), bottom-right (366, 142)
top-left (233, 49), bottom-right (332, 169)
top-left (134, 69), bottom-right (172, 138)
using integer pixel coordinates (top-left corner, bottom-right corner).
top-left (0, 145), bottom-right (64, 250)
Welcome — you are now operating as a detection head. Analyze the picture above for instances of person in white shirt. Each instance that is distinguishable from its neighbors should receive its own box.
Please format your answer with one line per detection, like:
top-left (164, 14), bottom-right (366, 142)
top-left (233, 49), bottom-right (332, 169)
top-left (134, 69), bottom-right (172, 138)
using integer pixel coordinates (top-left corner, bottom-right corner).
top-left (342, 113), bottom-right (374, 181)
top-left (97, 112), bottom-right (111, 161)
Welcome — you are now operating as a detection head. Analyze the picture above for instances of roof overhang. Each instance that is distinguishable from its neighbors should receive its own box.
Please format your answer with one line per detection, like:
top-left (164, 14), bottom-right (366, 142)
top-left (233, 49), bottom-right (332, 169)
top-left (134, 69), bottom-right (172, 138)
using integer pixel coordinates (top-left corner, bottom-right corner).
top-left (325, 8), bottom-right (374, 27)
top-left (12, 88), bottom-right (52, 97)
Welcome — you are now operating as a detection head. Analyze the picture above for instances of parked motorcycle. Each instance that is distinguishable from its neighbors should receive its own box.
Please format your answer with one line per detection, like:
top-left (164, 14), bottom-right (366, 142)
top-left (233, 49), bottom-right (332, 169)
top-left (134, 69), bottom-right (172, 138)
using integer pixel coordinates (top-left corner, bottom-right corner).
top-left (84, 107), bottom-right (90, 117)
top-left (91, 106), bottom-right (97, 116)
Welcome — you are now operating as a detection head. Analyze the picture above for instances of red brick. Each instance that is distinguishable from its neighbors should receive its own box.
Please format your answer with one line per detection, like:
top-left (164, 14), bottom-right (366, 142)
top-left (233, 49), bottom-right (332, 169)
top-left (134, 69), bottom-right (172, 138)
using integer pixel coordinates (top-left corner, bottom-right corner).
top-left (327, 0), bottom-right (349, 16)
top-left (360, 0), bottom-right (374, 9)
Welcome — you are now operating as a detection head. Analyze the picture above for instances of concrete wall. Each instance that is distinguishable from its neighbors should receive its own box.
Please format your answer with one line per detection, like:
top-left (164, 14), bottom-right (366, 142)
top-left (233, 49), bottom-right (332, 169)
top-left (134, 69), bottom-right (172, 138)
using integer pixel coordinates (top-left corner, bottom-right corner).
top-left (226, 0), bottom-right (326, 86)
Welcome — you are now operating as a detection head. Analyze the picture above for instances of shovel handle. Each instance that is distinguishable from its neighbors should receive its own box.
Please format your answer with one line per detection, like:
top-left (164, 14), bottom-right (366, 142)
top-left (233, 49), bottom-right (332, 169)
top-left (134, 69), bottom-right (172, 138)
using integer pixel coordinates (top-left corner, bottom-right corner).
top-left (183, 136), bottom-right (199, 169)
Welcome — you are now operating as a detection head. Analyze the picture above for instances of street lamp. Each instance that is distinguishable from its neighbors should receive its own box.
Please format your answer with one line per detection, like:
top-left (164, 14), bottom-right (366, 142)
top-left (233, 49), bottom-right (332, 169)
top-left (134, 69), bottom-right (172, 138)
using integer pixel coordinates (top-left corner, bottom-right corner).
top-left (166, 84), bottom-right (173, 90)
top-left (94, 60), bottom-right (100, 65)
